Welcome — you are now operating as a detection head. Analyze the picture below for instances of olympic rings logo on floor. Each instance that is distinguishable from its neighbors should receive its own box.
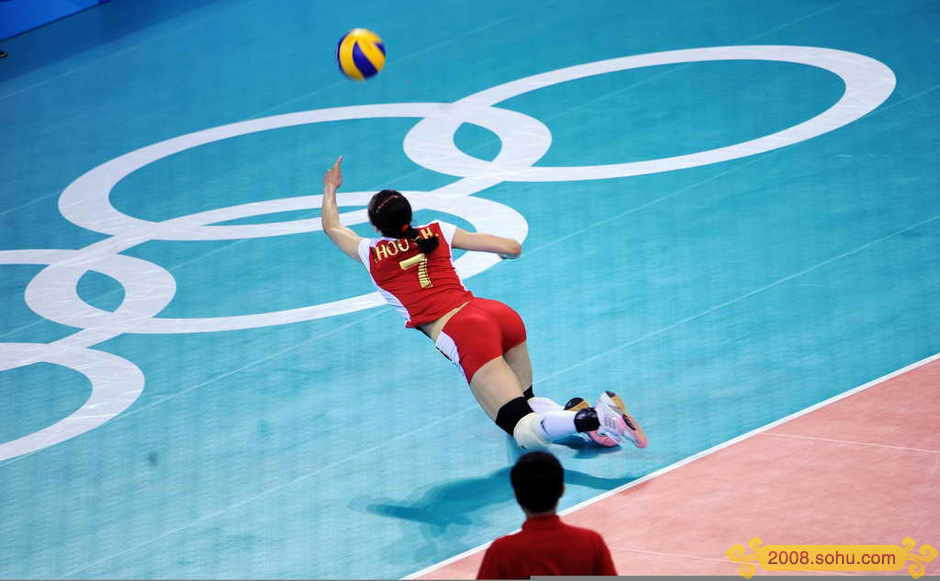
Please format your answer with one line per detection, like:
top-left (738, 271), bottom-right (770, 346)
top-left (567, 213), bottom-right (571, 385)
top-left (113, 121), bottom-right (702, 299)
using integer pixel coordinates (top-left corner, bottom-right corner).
top-left (0, 45), bottom-right (895, 460)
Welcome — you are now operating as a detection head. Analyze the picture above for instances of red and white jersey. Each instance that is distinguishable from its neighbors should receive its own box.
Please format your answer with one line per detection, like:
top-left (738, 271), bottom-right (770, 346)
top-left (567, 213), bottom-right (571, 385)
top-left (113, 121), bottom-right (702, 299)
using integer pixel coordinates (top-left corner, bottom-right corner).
top-left (357, 221), bottom-right (474, 327)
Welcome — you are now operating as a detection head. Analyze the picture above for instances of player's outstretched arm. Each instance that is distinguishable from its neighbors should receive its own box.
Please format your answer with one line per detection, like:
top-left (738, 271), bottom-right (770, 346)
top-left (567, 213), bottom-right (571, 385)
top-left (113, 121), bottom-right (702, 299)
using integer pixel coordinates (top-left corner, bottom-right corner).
top-left (321, 156), bottom-right (362, 261)
top-left (452, 227), bottom-right (522, 259)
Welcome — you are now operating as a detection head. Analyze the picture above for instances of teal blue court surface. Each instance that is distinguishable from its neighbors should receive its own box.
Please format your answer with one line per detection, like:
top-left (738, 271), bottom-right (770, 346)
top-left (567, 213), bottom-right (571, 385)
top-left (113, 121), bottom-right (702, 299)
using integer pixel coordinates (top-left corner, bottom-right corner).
top-left (1, 0), bottom-right (938, 578)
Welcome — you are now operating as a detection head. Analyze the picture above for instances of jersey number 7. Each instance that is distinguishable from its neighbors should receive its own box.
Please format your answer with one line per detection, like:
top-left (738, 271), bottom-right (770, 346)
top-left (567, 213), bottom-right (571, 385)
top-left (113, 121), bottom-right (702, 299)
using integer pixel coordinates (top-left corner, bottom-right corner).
top-left (399, 253), bottom-right (433, 288)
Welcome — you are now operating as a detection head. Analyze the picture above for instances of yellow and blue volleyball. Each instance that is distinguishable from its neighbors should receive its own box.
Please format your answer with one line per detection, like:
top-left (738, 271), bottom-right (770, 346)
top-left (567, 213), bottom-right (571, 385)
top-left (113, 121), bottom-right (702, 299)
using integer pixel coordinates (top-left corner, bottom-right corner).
top-left (336, 28), bottom-right (386, 80)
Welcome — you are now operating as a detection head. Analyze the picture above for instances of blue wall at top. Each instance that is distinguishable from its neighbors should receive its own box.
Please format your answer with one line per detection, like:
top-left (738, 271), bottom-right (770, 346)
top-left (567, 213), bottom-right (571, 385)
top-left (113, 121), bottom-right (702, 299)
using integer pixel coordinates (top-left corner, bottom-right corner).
top-left (0, 0), bottom-right (108, 40)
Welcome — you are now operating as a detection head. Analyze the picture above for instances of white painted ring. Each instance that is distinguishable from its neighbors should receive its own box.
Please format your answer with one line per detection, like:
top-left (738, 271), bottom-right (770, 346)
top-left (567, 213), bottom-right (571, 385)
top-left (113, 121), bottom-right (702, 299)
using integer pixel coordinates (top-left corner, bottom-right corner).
top-left (404, 45), bottom-right (896, 180)
top-left (58, 103), bottom-right (550, 240)
top-left (22, 192), bottom-right (528, 334)
top-left (0, 342), bottom-right (144, 461)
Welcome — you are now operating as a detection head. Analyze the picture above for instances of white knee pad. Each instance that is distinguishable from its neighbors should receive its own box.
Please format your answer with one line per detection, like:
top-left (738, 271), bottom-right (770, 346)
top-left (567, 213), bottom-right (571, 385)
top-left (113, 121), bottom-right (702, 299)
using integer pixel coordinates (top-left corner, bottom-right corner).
top-left (512, 412), bottom-right (551, 450)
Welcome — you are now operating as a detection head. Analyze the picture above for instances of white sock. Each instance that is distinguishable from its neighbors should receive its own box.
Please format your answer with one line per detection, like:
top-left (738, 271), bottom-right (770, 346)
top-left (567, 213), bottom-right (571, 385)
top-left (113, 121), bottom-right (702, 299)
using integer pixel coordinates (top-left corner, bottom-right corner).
top-left (537, 410), bottom-right (579, 441)
top-left (527, 396), bottom-right (563, 414)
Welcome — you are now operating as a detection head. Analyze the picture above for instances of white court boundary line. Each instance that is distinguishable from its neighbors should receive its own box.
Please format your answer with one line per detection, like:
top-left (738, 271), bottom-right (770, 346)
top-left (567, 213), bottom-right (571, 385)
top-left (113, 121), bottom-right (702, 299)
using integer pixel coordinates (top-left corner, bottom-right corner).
top-left (404, 351), bottom-right (940, 579)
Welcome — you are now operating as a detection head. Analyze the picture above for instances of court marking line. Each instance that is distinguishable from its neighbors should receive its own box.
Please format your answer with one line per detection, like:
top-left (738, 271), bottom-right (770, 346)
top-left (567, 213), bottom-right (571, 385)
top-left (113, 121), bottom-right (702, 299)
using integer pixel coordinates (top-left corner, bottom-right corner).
top-left (0, 191), bottom-right (59, 219)
top-left (605, 546), bottom-right (733, 564)
top-left (875, 83), bottom-right (940, 114)
top-left (759, 432), bottom-right (940, 455)
top-left (747, 1), bottom-right (844, 41)
top-left (58, 212), bottom-right (940, 576)
top-left (913, 458), bottom-right (940, 540)
top-left (404, 350), bottom-right (940, 579)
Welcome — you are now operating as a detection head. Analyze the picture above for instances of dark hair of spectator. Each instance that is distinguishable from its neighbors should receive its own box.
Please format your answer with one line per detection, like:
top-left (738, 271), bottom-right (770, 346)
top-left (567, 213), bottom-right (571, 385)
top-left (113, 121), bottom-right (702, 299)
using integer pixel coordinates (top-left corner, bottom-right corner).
top-left (510, 451), bottom-right (564, 513)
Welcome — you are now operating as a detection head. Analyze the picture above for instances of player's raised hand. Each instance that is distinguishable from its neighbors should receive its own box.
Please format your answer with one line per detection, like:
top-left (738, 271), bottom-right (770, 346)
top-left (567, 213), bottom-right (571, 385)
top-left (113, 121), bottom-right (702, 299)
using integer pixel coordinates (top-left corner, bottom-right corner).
top-left (323, 155), bottom-right (344, 192)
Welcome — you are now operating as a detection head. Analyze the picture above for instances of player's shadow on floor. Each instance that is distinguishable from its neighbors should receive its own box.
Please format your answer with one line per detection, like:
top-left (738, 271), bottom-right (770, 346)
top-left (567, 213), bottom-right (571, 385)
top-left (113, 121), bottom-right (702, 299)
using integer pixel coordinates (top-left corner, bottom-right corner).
top-left (353, 448), bottom-right (641, 562)
top-left (363, 466), bottom-right (634, 527)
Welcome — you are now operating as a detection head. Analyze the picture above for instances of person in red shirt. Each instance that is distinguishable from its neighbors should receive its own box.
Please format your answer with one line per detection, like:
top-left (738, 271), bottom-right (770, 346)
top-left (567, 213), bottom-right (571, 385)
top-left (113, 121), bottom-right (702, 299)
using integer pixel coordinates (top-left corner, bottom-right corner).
top-left (320, 157), bottom-right (648, 451)
top-left (478, 451), bottom-right (617, 578)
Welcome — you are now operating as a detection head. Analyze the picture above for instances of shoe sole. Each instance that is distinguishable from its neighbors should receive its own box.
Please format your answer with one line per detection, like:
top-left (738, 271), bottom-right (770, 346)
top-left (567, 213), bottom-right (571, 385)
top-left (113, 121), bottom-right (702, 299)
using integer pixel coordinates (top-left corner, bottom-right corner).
top-left (567, 393), bottom-right (649, 449)
top-left (589, 394), bottom-right (625, 448)
top-left (604, 390), bottom-right (648, 449)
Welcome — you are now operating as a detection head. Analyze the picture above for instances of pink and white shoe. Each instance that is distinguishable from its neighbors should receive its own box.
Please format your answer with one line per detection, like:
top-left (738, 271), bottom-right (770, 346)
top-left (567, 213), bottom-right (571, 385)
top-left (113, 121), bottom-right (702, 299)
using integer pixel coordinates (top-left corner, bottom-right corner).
top-left (590, 391), bottom-right (648, 449)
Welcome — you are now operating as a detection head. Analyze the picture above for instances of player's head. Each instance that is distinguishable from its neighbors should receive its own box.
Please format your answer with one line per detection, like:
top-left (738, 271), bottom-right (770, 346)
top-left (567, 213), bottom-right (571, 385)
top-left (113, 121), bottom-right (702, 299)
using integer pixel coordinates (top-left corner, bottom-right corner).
top-left (510, 451), bottom-right (564, 515)
top-left (368, 189), bottom-right (411, 237)
top-left (368, 189), bottom-right (439, 253)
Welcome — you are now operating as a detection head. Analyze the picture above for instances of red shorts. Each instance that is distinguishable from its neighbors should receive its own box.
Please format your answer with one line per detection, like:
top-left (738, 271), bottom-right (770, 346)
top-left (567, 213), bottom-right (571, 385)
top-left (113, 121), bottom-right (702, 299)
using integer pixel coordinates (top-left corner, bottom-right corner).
top-left (434, 297), bottom-right (527, 382)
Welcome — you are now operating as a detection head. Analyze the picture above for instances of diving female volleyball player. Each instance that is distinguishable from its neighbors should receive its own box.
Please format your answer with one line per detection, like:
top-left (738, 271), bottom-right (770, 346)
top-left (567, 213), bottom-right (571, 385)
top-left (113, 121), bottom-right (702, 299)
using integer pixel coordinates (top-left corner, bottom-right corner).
top-left (320, 157), bottom-right (647, 451)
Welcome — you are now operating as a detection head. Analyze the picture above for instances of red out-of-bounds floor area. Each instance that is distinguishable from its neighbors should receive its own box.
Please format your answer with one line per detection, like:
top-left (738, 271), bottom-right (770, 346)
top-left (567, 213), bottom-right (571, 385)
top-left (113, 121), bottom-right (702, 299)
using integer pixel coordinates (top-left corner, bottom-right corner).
top-left (418, 356), bottom-right (940, 578)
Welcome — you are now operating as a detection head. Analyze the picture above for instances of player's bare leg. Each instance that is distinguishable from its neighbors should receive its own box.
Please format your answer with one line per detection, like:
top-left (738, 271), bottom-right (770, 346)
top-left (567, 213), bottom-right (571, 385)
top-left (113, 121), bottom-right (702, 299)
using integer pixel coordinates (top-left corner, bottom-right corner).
top-left (503, 342), bottom-right (532, 391)
top-left (470, 356), bottom-right (606, 450)
top-left (505, 342), bottom-right (576, 416)
top-left (505, 341), bottom-right (559, 411)
top-left (468, 356), bottom-right (524, 421)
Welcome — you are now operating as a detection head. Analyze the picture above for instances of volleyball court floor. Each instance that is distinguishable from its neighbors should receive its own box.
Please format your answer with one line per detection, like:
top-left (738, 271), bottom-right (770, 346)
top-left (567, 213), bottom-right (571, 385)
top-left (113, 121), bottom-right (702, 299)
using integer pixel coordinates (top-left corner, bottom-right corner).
top-left (1, 0), bottom-right (938, 578)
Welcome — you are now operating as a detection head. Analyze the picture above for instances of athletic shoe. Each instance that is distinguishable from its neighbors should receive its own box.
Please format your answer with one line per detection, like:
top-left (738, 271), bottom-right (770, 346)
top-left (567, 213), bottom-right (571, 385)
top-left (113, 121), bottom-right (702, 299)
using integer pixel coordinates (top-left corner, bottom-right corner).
top-left (591, 391), bottom-right (648, 448)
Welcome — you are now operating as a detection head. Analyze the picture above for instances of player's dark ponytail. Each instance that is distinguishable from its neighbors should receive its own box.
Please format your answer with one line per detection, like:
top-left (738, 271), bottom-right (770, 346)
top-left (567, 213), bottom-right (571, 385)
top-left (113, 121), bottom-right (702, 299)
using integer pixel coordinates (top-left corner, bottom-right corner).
top-left (368, 189), bottom-right (439, 254)
top-left (404, 225), bottom-right (439, 254)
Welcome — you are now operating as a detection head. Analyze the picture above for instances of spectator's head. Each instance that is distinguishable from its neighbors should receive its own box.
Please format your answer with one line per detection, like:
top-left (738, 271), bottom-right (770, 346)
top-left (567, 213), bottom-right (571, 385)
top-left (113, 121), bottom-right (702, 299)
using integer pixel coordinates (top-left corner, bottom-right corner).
top-left (510, 451), bottom-right (564, 515)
